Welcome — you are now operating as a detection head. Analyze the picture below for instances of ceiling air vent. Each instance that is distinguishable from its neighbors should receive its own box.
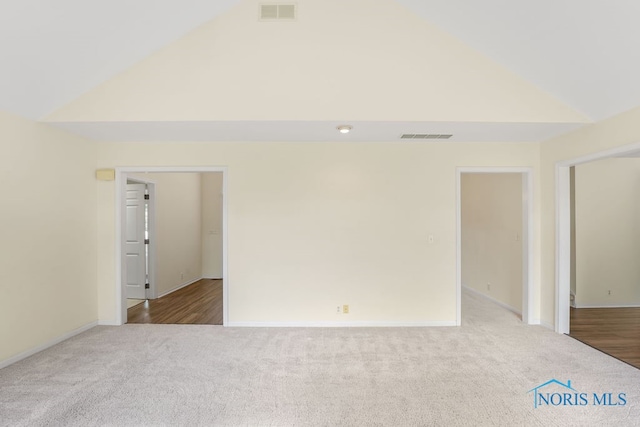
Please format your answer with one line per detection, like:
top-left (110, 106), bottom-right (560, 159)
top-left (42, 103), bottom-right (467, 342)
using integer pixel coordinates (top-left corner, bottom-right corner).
top-left (260, 4), bottom-right (297, 20)
top-left (401, 134), bottom-right (453, 140)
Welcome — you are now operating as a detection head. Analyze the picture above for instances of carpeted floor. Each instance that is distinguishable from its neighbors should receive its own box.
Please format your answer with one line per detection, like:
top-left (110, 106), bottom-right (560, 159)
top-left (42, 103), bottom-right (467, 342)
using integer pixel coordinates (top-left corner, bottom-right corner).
top-left (1, 291), bottom-right (639, 426)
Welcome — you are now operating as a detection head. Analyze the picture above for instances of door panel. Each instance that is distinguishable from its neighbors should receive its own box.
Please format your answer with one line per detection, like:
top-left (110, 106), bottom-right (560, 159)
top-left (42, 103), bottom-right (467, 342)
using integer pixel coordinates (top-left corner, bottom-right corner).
top-left (125, 184), bottom-right (146, 299)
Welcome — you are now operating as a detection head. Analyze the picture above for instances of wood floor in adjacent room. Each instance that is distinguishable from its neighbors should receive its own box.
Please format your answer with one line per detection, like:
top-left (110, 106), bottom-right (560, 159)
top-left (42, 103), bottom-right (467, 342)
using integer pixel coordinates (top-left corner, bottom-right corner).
top-left (569, 306), bottom-right (640, 369)
top-left (127, 279), bottom-right (223, 325)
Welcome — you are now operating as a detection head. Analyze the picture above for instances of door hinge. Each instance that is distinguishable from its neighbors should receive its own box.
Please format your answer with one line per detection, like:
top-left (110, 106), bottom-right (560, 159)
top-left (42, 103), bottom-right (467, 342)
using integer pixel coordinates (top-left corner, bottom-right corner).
top-left (145, 239), bottom-right (149, 245)
top-left (145, 283), bottom-right (150, 289)
top-left (144, 194), bottom-right (150, 200)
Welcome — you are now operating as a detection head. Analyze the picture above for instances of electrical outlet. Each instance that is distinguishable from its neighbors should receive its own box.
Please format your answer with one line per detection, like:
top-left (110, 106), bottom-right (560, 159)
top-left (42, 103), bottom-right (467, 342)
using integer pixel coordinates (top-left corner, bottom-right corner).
top-left (608, 290), bottom-right (611, 296)
top-left (336, 306), bottom-right (341, 314)
top-left (180, 272), bottom-right (184, 280)
top-left (487, 283), bottom-right (491, 291)
top-left (343, 304), bottom-right (349, 314)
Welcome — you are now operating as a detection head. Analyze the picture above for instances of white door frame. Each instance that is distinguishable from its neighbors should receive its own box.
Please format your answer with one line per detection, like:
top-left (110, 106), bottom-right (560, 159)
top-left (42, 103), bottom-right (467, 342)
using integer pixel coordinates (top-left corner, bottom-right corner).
top-left (125, 177), bottom-right (157, 300)
top-left (115, 166), bottom-right (228, 326)
top-left (456, 167), bottom-right (535, 326)
top-left (555, 140), bottom-right (640, 333)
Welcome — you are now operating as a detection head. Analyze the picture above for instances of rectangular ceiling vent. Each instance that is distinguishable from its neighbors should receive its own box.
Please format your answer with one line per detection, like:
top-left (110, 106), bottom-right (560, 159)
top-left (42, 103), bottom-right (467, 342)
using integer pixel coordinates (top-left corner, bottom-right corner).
top-left (260, 4), bottom-right (297, 20)
top-left (401, 134), bottom-right (453, 140)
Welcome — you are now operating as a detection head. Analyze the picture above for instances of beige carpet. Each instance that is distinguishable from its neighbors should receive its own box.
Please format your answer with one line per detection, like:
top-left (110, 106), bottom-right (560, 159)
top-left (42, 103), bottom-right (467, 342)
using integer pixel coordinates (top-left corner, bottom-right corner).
top-left (1, 291), bottom-right (639, 426)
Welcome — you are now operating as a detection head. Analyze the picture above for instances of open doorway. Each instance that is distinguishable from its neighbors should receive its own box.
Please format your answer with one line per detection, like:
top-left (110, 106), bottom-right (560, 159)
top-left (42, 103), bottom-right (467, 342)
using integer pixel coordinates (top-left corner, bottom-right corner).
top-left (115, 167), bottom-right (228, 326)
top-left (125, 172), bottom-right (223, 325)
top-left (559, 157), bottom-right (640, 368)
top-left (456, 168), bottom-right (534, 326)
top-left (556, 141), bottom-right (640, 334)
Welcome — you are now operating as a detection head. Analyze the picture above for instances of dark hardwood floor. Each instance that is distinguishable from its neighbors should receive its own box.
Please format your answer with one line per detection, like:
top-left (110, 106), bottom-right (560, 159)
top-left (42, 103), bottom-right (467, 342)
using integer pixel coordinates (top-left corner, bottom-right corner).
top-left (569, 307), bottom-right (640, 369)
top-left (128, 279), bottom-right (223, 325)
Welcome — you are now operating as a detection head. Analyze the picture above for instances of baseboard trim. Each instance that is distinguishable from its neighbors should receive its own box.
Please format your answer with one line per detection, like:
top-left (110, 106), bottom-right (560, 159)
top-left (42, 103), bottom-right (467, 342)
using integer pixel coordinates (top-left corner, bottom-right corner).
top-left (98, 320), bottom-right (121, 326)
top-left (157, 277), bottom-right (203, 299)
top-left (0, 321), bottom-right (98, 370)
top-left (227, 320), bottom-right (457, 327)
top-left (539, 320), bottom-right (554, 330)
top-left (462, 285), bottom-right (522, 316)
top-left (202, 277), bottom-right (222, 280)
top-left (575, 304), bottom-right (640, 309)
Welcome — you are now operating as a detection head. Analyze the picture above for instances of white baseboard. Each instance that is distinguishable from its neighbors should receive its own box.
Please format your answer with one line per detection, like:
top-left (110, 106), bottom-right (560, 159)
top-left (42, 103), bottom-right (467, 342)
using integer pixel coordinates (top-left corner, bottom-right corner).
top-left (539, 320), bottom-right (554, 330)
top-left (523, 318), bottom-right (556, 331)
top-left (227, 320), bottom-right (457, 327)
top-left (0, 321), bottom-right (98, 370)
top-left (98, 320), bottom-right (121, 326)
top-left (575, 304), bottom-right (640, 309)
top-left (462, 285), bottom-right (522, 316)
top-left (157, 277), bottom-right (203, 299)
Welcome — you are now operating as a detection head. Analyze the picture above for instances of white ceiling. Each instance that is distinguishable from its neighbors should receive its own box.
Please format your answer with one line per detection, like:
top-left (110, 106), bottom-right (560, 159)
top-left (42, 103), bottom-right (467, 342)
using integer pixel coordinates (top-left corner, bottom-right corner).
top-left (2, 0), bottom-right (639, 142)
top-left (0, 0), bottom-right (240, 119)
top-left (397, 0), bottom-right (640, 122)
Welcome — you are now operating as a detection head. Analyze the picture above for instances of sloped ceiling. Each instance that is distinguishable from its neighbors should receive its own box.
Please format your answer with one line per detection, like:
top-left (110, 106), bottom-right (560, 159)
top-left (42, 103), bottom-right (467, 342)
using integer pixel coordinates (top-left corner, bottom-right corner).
top-left (397, 0), bottom-right (640, 121)
top-left (1, 0), bottom-right (638, 142)
top-left (0, 0), bottom-right (240, 119)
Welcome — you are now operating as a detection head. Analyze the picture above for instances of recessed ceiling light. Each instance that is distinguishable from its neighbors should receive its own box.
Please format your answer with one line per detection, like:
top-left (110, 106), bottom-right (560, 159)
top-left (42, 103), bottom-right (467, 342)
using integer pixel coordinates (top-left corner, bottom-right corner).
top-left (337, 125), bottom-right (352, 134)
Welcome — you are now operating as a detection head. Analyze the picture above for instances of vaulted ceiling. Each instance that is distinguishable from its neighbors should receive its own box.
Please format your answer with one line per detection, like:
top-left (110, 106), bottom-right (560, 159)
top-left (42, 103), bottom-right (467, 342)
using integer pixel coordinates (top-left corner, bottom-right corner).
top-left (2, 0), bottom-right (638, 142)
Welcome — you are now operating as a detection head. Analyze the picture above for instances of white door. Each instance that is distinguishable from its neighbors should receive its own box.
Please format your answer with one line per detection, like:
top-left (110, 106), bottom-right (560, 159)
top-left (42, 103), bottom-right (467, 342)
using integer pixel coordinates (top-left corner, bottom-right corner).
top-left (125, 183), bottom-right (147, 299)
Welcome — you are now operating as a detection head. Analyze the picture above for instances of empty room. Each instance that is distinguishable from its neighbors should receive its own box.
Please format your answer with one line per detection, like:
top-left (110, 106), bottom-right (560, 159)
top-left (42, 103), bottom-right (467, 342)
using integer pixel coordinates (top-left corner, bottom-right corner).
top-left (2, 1), bottom-right (640, 425)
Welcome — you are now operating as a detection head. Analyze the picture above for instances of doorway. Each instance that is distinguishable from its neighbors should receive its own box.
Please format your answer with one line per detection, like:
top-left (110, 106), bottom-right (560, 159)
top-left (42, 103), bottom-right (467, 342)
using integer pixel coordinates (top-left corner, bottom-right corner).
top-left (456, 168), bottom-right (534, 326)
top-left (556, 144), bottom-right (640, 368)
top-left (115, 167), bottom-right (228, 326)
top-left (556, 141), bottom-right (640, 333)
top-left (556, 147), bottom-right (640, 368)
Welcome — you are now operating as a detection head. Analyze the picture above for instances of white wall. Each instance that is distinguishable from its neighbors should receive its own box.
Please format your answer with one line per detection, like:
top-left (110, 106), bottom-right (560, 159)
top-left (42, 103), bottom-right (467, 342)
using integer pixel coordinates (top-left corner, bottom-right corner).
top-left (201, 173), bottom-right (223, 279)
top-left (46, 0), bottom-right (584, 124)
top-left (40, 0), bottom-right (582, 328)
top-left (461, 173), bottom-right (522, 312)
top-left (95, 141), bottom-right (540, 325)
top-left (3, 0), bottom-right (639, 370)
top-left (133, 173), bottom-right (203, 296)
top-left (574, 158), bottom-right (640, 307)
top-left (0, 111), bottom-right (97, 364)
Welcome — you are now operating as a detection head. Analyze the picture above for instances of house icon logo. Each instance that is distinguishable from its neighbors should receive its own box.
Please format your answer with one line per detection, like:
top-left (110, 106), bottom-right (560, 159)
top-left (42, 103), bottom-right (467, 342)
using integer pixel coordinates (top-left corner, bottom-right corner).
top-left (528, 379), bottom-right (578, 408)
top-left (528, 379), bottom-right (627, 408)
